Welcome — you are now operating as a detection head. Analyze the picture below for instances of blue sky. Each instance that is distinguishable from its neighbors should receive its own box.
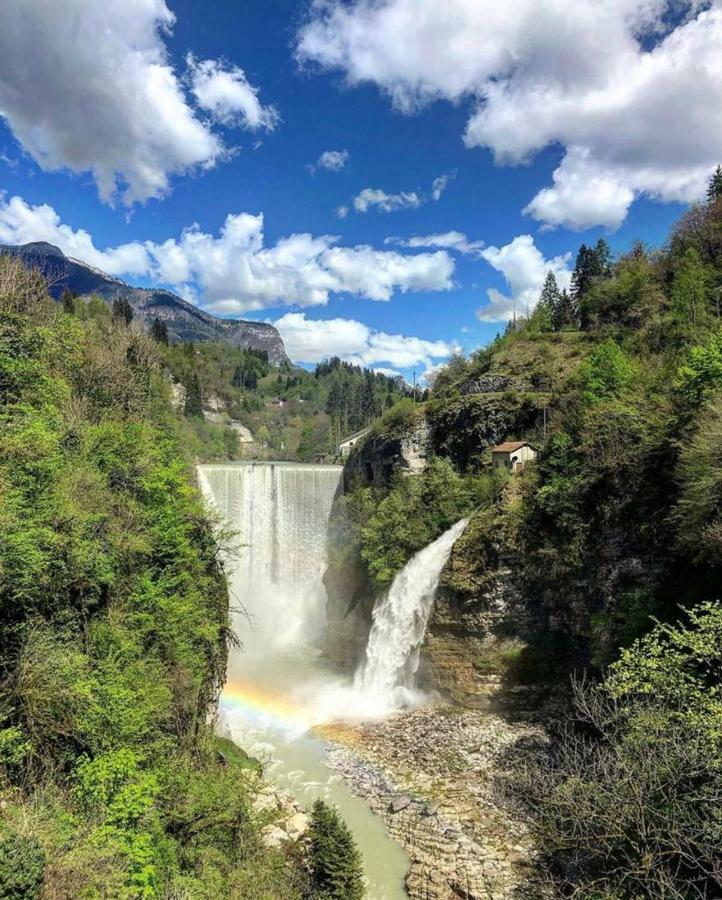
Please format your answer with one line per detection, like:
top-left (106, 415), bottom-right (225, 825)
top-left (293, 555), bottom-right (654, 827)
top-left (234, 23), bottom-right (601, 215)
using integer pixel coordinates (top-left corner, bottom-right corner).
top-left (1, 0), bottom-right (717, 380)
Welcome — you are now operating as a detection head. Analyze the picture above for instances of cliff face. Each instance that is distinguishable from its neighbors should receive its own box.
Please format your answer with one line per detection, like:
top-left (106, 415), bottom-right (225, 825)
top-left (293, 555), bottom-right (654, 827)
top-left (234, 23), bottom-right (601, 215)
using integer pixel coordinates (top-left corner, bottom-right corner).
top-left (325, 391), bottom-right (551, 705)
top-left (0, 242), bottom-right (289, 365)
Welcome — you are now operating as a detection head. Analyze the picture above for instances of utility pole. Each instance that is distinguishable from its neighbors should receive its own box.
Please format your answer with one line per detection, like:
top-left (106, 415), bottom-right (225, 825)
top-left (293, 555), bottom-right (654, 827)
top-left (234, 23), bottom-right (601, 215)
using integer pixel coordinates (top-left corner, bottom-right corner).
top-left (413, 370), bottom-right (417, 403)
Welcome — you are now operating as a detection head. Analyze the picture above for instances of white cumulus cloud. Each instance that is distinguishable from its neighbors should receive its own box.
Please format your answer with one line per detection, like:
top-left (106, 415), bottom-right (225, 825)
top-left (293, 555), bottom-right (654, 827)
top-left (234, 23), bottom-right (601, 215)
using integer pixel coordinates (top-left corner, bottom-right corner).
top-left (297, 0), bottom-right (722, 229)
top-left (187, 56), bottom-right (278, 130)
top-left (352, 173), bottom-right (452, 214)
top-left (478, 234), bottom-right (572, 322)
top-left (0, 0), bottom-right (273, 205)
top-left (272, 311), bottom-right (456, 367)
top-left (311, 149), bottom-right (350, 172)
top-left (0, 194), bottom-right (454, 312)
top-left (353, 187), bottom-right (421, 213)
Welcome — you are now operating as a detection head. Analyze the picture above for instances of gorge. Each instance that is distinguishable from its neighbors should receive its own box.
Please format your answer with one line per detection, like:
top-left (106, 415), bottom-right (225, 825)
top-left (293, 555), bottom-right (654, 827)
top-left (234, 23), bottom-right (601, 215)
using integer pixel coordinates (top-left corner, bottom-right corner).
top-left (199, 463), bottom-right (476, 898)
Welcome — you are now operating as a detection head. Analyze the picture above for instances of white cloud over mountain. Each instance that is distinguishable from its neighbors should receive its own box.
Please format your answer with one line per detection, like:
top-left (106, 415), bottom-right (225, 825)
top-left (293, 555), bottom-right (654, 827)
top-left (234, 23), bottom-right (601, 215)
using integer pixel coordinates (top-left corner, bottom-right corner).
top-left (272, 311), bottom-right (456, 368)
top-left (0, 194), bottom-right (454, 312)
top-left (298, 0), bottom-right (722, 229)
top-left (0, 1), bottom-right (274, 205)
top-left (477, 235), bottom-right (572, 322)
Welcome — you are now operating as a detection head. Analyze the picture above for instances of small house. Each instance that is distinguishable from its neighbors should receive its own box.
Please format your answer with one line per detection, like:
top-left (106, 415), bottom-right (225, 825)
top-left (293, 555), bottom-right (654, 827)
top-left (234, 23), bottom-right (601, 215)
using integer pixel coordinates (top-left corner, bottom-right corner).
top-left (491, 441), bottom-right (537, 472)
top-left (339, 427), bottom-right (370, 458)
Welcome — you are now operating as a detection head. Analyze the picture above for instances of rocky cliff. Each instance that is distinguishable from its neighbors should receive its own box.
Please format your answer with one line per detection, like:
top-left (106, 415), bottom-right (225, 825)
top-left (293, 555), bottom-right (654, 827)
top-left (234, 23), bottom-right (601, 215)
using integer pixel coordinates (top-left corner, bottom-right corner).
top-left (0, 242), bottom-right (289, 365)
top-left (325, 388), bottom-right (551, 706)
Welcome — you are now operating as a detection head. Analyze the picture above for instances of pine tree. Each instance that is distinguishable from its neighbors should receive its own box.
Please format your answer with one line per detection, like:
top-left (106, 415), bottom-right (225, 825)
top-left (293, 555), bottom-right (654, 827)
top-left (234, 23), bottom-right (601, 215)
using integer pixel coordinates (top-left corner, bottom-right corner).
top-left (308, 799), bottom-right (365, 900)
top-left (558, 289), bottom-right (578, 330)
top-left (61, 288), bottom-right (76, 315)
top-left (184, 374), bottom-right (203, 418)
top-left (708, 165), bottom-right (722, 203)
top-left (150, 317), bottom-right (169, 344)
top-left (112, 296), bottom-right (133, 326)
top-left (594, 238), bottom-right (613, 277)
top-left (539, 271), bottom-right (561, 332)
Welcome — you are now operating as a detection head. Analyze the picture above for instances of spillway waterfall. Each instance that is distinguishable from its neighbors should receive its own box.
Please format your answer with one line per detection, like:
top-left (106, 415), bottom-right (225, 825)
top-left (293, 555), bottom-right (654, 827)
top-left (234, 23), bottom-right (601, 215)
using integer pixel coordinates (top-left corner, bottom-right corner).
top-left (198, 462), bottom-right (343, 653)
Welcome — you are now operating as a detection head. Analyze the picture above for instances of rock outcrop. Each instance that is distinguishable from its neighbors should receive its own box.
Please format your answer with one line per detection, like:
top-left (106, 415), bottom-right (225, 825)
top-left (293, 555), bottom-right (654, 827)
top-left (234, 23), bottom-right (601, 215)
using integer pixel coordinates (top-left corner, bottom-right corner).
top-left (1, 242), bottom-right (289, 365)
top-left (323, 704), bottom-right (549, 899)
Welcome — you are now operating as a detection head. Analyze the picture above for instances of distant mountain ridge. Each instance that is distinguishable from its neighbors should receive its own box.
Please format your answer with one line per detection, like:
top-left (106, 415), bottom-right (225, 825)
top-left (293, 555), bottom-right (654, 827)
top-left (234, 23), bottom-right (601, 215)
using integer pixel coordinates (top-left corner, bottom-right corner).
top-left (0, 241), bottom-right (289, 365)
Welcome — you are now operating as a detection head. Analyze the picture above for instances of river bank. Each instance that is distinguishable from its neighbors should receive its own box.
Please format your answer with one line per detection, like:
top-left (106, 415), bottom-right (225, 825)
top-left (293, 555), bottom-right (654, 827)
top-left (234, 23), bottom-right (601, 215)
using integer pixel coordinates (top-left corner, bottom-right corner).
top-left (320, 702), bottom-right (549, 900)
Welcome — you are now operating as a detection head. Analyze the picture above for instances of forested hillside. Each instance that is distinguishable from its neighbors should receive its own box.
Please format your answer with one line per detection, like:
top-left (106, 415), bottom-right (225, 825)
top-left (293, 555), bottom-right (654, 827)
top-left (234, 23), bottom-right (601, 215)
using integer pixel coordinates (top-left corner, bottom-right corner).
top-left (0, 258), bottom-right (311, 897)
top-left (331, 177), bottom-right (722, 897)
top-left (158, 341), bottom-right (409, 462)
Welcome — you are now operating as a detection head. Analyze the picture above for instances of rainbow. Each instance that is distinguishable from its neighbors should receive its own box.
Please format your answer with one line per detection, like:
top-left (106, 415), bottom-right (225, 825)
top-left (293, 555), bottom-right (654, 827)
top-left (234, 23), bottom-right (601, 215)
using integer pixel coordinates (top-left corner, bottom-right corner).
top-left (220, 680), bottom-right (314, 734)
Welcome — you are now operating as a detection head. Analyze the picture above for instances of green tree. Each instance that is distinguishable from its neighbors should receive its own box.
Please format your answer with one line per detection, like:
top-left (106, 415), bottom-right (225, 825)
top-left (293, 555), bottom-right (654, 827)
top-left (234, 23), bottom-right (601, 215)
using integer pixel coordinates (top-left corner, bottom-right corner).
top-left (535, 271), bottom-right (559, 332)
top-left (308, 800), bottom-right (365, 900)
top-left (576, 338), bottom-right (634, 404)
top-left (675, 332), bottom-right (722, 409)
top-left (671, 247), bottom-right (709, 332)
top-left (256, 424), bottom-right (270, 449)
top-left (112, 296), bottom-right (133, 326)
top-left (61, 288), bottom-right (76, 315)
top-left (707, 164), bottom-right (722, 203)
top-left (184, 373), bottom-right (203, 417)
top-left (556, 288), bottom-right (578, 330)
top-left (150, 317), bottom-right (169, 345)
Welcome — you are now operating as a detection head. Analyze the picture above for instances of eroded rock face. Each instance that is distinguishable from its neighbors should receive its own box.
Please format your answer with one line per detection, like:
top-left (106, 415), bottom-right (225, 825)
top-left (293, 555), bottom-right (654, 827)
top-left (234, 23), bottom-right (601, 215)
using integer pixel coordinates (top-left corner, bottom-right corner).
top-left (344, 418), bottom-right (431, 489)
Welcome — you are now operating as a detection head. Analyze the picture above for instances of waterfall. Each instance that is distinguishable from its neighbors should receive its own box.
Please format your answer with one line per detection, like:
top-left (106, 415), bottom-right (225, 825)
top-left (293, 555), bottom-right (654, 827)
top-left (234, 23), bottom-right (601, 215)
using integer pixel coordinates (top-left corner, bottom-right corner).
top-left (198, 462), bottom-right (342, 653)
top-left (354, 519), bottom-right (468, 709)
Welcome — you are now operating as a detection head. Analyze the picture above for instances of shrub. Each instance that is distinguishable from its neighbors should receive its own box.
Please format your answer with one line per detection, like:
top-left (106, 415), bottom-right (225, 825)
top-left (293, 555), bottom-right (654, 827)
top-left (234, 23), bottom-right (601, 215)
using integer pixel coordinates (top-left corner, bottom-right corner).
top-left (0, 830), bottom-right (44, 900)
top-left (523, 603), bottom-right (722, 899)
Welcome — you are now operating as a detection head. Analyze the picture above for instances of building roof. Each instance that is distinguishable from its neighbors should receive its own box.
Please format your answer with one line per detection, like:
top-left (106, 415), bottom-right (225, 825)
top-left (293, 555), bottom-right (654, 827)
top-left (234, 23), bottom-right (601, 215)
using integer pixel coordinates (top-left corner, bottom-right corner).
top-left (491, 441), bottom-right (535, 453)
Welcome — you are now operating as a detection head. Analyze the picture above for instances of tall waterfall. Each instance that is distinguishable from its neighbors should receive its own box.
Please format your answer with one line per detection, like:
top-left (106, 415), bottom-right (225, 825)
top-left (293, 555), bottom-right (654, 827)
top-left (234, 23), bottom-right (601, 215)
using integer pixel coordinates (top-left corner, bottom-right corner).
top-left (354, 519), bottom-right (469, 709)
top-left (198, 462), bottom-right (342, 652)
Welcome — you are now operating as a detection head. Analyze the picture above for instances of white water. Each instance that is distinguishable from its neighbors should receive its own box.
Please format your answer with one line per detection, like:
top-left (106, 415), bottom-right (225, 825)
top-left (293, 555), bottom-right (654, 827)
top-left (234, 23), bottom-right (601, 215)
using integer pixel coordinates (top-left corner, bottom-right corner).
top-left (198, 462), bottom-right (410, 899)
top-left (354, 519), bottom-right (469, 710)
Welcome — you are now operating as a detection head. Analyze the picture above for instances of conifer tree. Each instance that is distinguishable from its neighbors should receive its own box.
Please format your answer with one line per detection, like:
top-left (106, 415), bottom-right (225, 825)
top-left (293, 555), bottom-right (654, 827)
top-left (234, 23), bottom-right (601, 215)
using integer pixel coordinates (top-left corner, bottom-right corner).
top-left (539, 271), bottom-right (561, 331)
top-left (558, 288), bottom-right (578, 330)
top-left (112, 296), bottom-right (133, 326)
top-left (184, 373), bottom-right (203, 418)
top-left (150, 316), bottom-right (169, 344)
top-left (61, 288), bottom-right (76, 315)
top-left (594, 238), bottom-right (613, 277)
top-left (308, 799), bottom-right (365, 900)
top-left (707, 165), bottom-right (722, 203)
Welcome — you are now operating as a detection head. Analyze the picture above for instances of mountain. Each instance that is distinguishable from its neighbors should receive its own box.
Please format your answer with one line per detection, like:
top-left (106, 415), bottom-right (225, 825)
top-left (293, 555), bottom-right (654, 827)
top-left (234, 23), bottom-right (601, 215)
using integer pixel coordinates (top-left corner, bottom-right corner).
top-left (0, 242), bottom-right (289, 365)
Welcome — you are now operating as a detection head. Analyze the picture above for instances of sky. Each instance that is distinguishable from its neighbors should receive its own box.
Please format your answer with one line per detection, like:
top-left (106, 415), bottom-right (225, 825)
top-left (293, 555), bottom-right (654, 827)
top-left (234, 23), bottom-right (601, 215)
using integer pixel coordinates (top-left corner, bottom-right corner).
top-left (0, 0), bottom-right (720, 382)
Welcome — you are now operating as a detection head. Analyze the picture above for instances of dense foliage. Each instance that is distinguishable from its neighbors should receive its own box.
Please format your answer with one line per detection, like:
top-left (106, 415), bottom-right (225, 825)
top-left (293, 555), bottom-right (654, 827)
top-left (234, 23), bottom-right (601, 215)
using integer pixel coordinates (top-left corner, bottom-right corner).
top-left (524, 603), bottom-right (722, 898)
top-left (307, 800), bottom-right (365, 900)
top-left (0, 258), bottom-right (306, 898)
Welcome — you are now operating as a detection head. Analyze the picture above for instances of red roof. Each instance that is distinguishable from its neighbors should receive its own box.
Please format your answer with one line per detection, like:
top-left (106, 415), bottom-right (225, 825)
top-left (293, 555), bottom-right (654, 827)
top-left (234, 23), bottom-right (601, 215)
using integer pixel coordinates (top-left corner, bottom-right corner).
top-left (491, 441), bottom-right (533, 453)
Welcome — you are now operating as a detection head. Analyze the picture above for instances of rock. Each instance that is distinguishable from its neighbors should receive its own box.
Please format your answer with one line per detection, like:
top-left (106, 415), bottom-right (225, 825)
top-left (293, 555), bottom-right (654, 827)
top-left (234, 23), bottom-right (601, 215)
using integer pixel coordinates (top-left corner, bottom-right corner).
top-left (389, 794), bottom-right (413, 813)
top-left (261, 825), bottom-right (288, 849)
top-left (285, 812), bottom-right (309, 840)
top-left (422, 801), bottom-right (440, 817)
